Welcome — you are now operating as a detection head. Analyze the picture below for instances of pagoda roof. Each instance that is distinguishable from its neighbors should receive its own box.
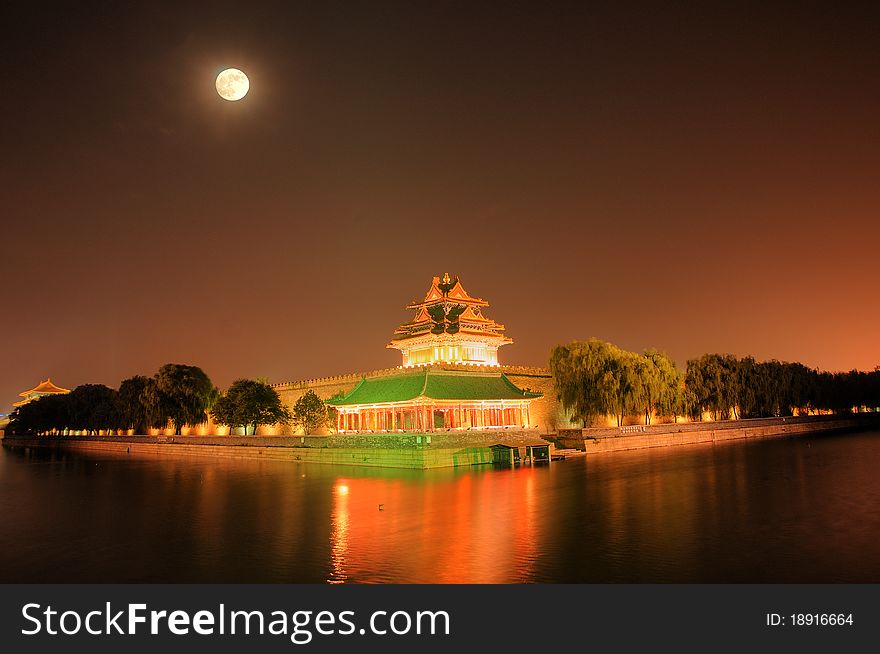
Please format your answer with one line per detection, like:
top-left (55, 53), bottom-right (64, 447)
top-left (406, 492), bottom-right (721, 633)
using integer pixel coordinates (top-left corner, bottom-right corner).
top-left (391, 273), bottom-right (509, 345)
top-left (327, 369), bottom-right (542, 406)
top-left (406, 273), bottom-right (489, 309)
top-left (19, 378), bottom-right (71, 397)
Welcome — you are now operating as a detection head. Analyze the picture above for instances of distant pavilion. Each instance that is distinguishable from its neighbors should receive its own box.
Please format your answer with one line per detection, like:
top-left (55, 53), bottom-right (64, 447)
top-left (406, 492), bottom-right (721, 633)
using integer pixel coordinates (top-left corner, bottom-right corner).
top-left (14, 379), bottom-right (71, 407)
top-left (329, 274), bottom-right (542, 432)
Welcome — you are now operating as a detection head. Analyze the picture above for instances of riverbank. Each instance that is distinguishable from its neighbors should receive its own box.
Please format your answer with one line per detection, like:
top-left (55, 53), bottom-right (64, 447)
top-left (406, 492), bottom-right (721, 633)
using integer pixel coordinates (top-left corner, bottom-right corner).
top-left (4, 414), bottom-right (877, 468)
top-left (0, 430), bottom-right (550, 469)
top-left (553, 414), bottom-right (880, 454)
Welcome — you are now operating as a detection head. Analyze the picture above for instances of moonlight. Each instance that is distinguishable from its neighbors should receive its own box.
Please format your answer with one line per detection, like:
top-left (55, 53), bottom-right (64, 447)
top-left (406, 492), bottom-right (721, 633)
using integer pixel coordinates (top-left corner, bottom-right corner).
top-left (215, 68), bottom-right (249, 101)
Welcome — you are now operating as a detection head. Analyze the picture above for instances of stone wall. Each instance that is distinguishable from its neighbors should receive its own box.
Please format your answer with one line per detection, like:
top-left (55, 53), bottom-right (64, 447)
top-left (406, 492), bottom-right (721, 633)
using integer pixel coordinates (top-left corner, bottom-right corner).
top-left (500, 367), bottom-right (565, 433)
top-left (553, 415), bottom-right (877, 454)
top-left (2, 437), bottom-right (498, 470)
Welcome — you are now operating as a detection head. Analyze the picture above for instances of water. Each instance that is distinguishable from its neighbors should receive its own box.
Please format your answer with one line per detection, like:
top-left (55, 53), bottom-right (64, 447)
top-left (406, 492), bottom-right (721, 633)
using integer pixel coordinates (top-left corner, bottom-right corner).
top-left (1, 431), bottom-right (879, 583)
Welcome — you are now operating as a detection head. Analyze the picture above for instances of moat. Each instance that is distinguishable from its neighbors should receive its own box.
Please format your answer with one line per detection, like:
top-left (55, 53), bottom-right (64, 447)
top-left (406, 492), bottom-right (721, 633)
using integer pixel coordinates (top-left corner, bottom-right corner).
top-left (2, 429), bottom-right (880, 583)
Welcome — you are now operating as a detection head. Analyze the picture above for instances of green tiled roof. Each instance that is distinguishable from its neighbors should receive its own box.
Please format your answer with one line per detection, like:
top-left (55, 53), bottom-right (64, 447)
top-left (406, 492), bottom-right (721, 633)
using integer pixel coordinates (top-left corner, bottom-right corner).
top-left (327, 369), bottom-right (542, 406)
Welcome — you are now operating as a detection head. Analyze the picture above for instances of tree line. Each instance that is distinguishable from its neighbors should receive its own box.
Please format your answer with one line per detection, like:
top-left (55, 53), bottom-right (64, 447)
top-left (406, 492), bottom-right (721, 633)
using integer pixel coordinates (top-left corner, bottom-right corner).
top-left (7, 363), bottom-right (334, 436)
top-left (551, 339), bottom-right (880, 427)
top-left (685, 353), bottom-right (880, 421)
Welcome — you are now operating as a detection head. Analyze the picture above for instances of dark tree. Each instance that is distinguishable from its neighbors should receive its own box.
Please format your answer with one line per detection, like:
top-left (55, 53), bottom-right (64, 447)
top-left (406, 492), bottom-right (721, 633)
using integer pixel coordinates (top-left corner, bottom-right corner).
top-left (151, 364), bottom-right (218, 435)
top-left (212, 379), bottom-right (291, 436)
top-left (642, 349), bottom-right (684, 424)
top-left (117, 375), bottom-right (160, 434)
top-left (68, 384), bottom-right (119, 435)
top-left (685, 354), bottom-right (739, 421)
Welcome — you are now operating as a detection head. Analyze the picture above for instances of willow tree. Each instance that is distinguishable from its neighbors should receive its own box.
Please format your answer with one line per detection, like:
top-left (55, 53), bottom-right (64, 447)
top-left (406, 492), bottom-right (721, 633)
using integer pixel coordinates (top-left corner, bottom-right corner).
top-left (150, 364), bottom-right (218, 435)
top-left (736, 359), bottom-right (822, 418)
top-left (642, 349), bottom-right (683, 424)
top-left (612, 349), bottom-right (648, 427)
top-left (550, 339), bottom-right (658, 426)
top-left (117, 375), bottom-right (162, 434)
top-left (550, 339), bottom-right (620, 427)
top-left (685, 354), bottom-right (740, 421)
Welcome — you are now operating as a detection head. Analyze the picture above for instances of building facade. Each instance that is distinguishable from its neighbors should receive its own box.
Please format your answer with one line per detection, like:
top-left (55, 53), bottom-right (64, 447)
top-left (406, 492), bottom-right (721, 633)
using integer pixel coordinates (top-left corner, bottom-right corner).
top-left (274, 274), bottom-right (567, 434)
top-left (329, 367), bottom-right (542, 433)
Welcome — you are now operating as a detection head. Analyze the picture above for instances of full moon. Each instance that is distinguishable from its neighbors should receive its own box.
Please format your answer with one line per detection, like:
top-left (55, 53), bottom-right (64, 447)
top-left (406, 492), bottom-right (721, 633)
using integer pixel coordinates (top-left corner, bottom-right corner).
top-left (215, 68), bottom-right (249, 101)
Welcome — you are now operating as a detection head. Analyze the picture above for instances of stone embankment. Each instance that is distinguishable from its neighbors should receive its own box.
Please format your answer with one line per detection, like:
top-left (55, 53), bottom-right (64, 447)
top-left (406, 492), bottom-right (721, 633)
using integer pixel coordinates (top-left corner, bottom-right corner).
top-left (553, 414), bottom-right (879, 454)
top-left (5, 415), bottom-right (876, 469)
top-left (1, 430), bottom-right (551, 470)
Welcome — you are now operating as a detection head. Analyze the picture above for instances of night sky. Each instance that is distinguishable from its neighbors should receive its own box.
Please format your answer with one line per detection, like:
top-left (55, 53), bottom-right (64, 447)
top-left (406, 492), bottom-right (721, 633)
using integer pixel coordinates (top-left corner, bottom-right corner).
top-left (3, 1), bottom-right (879, 408)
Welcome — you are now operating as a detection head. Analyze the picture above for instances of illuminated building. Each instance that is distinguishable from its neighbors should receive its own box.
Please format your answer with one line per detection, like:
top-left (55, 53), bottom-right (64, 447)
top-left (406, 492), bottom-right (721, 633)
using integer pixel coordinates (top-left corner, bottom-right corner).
top-left (388, 273), bottom-right (511, 367)
top-left (328, 367), bottom-right (541, 432)
top-left (13, 379), bottom-right (71, 407)
top-left (274, 274), bottom-right (563, 435)
top-left (326, 274), bottom-right (544, 432)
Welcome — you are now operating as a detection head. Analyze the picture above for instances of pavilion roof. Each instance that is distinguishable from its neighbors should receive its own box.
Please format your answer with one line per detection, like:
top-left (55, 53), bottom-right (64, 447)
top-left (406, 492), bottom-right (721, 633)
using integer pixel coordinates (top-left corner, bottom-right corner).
top-left (405, 273), bottom-right (489, 310)
top-left (19, 378), bottom-right (71, 397)
top-left (327, 369), bottom-right (542, 406)
top-left (392, 273), bottom-right (508, 343)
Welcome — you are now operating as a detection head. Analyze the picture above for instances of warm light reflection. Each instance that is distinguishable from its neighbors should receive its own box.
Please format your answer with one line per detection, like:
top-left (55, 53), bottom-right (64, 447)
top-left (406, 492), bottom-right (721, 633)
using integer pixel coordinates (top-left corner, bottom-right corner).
top-left (5, 431), bottom-right (878, 583)
top-left (329, 481), bottom-right (350, 583)
top-left (320, 467), bottom-right (547, 583)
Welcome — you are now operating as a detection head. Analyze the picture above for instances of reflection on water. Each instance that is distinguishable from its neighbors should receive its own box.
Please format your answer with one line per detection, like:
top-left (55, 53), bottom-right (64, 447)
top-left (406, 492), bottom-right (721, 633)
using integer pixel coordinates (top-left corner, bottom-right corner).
top-left (329, 481), bottom-right (350, 583)
top-left (1, 430), bottom-right (880, 583)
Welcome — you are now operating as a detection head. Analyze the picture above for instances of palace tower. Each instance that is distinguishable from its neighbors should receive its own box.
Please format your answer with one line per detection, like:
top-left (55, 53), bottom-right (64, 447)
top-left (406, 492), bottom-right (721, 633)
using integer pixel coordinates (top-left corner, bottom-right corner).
top-left (273, 273), bottom-right (563, 435)
top-left (388, 273), bottom-right (511, 367)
